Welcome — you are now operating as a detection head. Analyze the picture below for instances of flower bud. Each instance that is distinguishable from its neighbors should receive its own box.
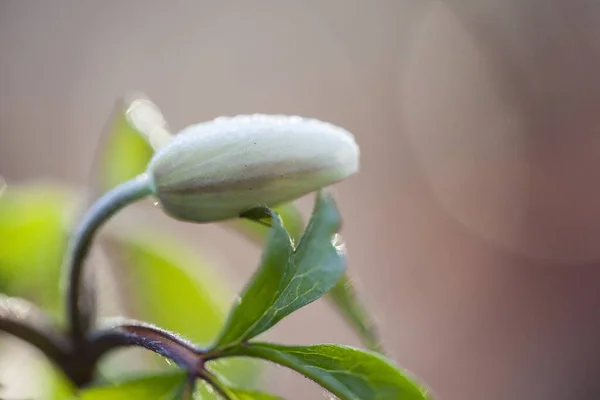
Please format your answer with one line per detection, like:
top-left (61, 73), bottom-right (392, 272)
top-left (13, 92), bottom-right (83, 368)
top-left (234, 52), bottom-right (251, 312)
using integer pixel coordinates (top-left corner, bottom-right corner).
top-left (146, 114), bottom-right (359, 222)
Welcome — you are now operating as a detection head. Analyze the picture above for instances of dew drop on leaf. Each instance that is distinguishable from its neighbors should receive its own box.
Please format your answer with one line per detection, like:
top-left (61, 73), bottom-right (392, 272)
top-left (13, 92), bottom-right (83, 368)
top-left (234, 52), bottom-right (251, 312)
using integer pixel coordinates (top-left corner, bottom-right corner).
top-left (331, 233), bottom-right (346, 255)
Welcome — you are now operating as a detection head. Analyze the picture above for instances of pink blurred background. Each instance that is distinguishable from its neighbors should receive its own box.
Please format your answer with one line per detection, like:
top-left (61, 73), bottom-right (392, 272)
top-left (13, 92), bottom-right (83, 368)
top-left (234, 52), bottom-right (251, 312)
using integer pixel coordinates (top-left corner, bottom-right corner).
top-left (2, 1), bottom-right (600, 399)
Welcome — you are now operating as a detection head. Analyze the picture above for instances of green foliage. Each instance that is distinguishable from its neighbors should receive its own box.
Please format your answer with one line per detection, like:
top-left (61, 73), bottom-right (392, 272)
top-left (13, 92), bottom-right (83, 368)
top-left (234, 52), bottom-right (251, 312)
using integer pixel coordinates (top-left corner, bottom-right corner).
top-left (233, 201), bottom-right (383, 353)
top-left (77, 370), bottom-right (282, 400)
top-left (223, 343), bottom-right (430, 400)
top-left (95, 98), bottom-right (258, 388)
top-left (216, 211), bottom-right (293, 347)
top-left (105, 231), bottom-right (259, 388)
top-left (0, 186), bottom-right (72, 319)
top-left (108, 233), bottom-right (228, 347)
top-left (98, 98), bottom-right (155, 191)
top-left (77, 371), bottom-right (185, 400)
top-left (0, 97), bottom-right (430, 399)
top-left (216, 193), bottom-right (345, 347)
top-left (38, 358), bottom-right (77, 400)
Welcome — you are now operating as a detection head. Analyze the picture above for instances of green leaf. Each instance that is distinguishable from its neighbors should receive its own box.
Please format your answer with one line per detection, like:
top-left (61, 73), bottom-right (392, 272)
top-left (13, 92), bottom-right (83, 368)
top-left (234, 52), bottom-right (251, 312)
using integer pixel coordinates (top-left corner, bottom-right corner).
top-left (215, 192), bottom-right (345, 347)
top-left (0, 185), bottom-right (73, 319)
top-left (223, 343), bottom-right (430, 400)
top-left (107, 233), bottom-right (227, 342)
top-left (229, 199), bottom-right (383, 353)
top-left (215, 211), bottom-right (292, 347)
top-left (0, 185), bottom-right (83, 399)
top-left (104, 229), bottom-right (259, 390)
top-left (98, 97), bottom-right (155, 192)
top-left (44, 365), bottom-right (78, 400)
top-left (78, 371), bottom-right (185, 400)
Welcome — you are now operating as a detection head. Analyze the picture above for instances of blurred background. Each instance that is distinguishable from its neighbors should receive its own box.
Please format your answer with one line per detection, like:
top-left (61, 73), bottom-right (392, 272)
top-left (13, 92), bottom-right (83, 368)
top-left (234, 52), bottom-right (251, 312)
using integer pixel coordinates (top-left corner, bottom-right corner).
top-left (2, 1), bottom-right (600, 399)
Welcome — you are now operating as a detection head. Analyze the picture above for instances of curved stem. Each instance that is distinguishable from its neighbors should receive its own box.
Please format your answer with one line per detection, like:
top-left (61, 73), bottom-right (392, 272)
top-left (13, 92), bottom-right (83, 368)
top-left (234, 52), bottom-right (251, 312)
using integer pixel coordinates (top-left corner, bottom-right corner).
top-left (65, 174), bottom-right (152, 342)
top-left (0, 296), bottom-right (71, 368)
top-left (85, 320), bottom-right (203, 372)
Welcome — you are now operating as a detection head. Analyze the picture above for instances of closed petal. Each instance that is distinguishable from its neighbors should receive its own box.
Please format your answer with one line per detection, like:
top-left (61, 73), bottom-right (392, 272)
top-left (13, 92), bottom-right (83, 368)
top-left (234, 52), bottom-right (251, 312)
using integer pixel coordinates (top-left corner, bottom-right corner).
top-left (148, 114), bottom-right (359, 222)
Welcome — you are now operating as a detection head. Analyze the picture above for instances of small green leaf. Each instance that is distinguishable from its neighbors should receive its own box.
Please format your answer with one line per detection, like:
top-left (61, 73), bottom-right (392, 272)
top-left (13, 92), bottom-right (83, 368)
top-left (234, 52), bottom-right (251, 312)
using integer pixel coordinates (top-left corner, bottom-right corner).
top-left (230, 200), bottom-right (384, 353)
top-left (98, 96), bottom-right (156, 192)
top-left (215, 192), bottom-right (345, 347)
top-left (78, 371), bottom-right (185, 400)
top-left (216, 210), bottom-right (293, 347)
top-left (223, 343), bottom-right (430, 400)
top-left (104, 229), bottom-right (259, 390)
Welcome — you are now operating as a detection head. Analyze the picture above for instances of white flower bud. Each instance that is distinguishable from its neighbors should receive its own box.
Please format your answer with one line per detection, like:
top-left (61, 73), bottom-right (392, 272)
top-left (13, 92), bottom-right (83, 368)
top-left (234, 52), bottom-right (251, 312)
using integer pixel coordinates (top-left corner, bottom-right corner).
top-left (146, 114), bottom-right (359, 222)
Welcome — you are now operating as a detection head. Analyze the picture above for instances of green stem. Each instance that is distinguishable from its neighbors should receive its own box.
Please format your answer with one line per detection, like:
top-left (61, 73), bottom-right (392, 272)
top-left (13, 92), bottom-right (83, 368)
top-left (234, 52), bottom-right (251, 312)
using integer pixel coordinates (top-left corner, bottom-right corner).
top-left (167, 376), bottom-right (194, 400)
top-left (64, 174), bottom-right (152, 342)
top-left (199, 369), bottom-right (236, 400)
